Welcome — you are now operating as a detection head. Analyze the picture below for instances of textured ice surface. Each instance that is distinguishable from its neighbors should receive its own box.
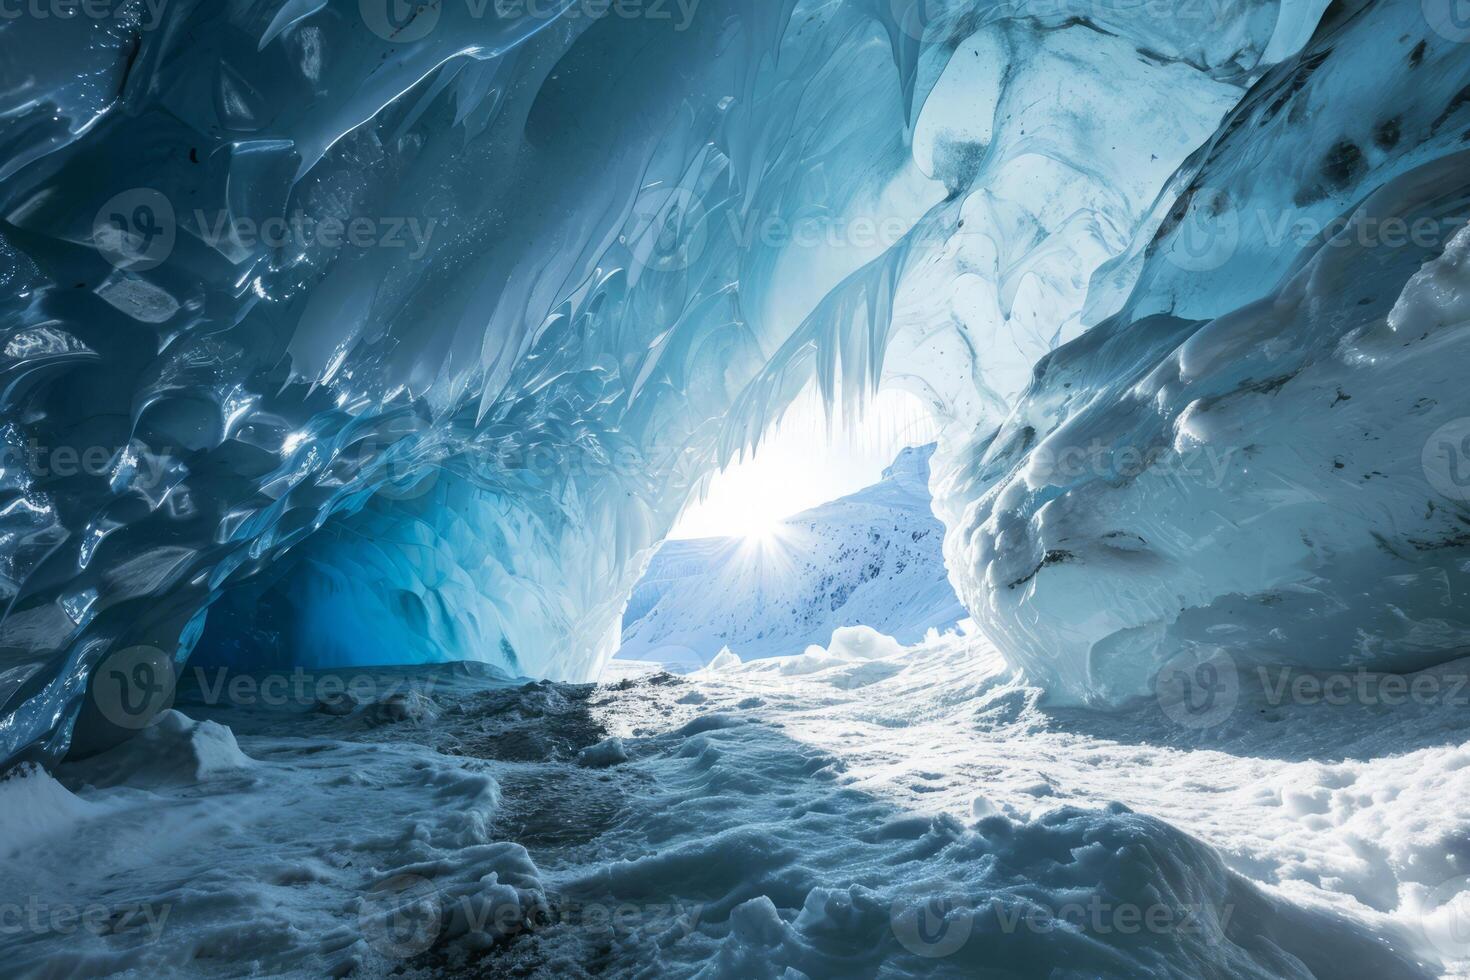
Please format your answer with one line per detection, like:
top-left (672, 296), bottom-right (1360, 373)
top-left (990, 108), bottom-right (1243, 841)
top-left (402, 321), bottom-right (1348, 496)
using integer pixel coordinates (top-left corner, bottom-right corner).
top-left (619, 444), bottom-right (962, 669)
top-left (1, 649), bottom-right (1448, 978)
top-left (0, 0), bottom-right (1467, 767)
top-left (0, 0), bottom-right (1311, 764)
top-left (931, 3), bottom-right (1470, 704)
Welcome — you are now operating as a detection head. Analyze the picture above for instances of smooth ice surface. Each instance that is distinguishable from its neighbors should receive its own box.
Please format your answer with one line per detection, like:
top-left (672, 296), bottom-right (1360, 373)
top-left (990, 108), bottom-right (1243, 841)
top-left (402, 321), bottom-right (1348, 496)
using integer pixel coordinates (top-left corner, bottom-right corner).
top-left (619, 444), bottom-right (962, 670)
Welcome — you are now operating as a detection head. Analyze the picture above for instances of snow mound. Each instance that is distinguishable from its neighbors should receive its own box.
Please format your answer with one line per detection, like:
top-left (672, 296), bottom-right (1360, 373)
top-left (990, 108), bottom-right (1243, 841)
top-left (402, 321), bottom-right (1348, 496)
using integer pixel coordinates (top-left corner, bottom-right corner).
top-left (65, 711), bottom-right (253, 789)
top-left (0, 763), bottom-right (96, 855)
top-left (681, 626), bottom-right (1470, 976)
top-left (702, 649), bottom-right (743, 673)
top-left (826, 625), bottom-right (906, 662)
top-left (564, 695), bottom-right (1428, 980)
top-left (772, 625), bottom-right (908, 680)
top-left (577, 737), bottom-right (629, 768)
top-left (364, 690), bottom-right (442, 727)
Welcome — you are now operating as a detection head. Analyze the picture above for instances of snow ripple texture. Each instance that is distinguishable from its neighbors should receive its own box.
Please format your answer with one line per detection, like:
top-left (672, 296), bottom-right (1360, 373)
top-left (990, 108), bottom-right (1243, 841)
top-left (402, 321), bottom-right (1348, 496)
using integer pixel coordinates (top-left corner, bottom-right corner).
top-left (0, 646), bottom-right (1451, 977)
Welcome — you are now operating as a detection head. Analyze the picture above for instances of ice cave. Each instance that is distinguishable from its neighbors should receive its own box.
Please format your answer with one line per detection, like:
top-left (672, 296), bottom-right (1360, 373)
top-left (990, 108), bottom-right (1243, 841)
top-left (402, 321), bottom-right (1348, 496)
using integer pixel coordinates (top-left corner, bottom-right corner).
top-left (2, 0), bottom-right (1470, 976)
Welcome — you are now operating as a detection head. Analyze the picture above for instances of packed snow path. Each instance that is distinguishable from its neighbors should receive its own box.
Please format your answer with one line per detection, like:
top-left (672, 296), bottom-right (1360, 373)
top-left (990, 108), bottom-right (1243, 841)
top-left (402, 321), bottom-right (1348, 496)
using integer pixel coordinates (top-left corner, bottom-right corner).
top-left (3, 632), bottom-right (1461, 977)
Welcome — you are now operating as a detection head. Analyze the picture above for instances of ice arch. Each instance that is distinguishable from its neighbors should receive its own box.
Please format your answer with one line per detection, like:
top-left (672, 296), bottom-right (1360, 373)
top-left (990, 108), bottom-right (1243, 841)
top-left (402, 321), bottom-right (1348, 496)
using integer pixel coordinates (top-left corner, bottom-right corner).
top-left (0, 0), bottom-right (1467, 766)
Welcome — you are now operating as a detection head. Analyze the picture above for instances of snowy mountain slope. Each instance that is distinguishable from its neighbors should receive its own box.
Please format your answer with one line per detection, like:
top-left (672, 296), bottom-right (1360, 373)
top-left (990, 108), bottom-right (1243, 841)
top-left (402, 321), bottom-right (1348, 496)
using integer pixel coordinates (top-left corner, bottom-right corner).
top-left (618, 445), bottom-right (964, 669)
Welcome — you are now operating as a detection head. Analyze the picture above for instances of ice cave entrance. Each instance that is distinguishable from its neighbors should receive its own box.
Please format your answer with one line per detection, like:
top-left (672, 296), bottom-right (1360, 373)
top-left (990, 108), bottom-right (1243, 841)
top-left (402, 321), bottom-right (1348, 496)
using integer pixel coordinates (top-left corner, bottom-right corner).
top-left (672, 385), bottom-right (936, 541)
top-left (612, 385), bottom-right (963, 675)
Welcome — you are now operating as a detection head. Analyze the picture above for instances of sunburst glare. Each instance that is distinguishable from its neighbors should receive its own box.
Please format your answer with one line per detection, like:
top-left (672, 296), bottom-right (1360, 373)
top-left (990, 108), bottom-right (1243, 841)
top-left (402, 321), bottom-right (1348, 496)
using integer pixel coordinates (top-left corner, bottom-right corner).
top-left (671, 385), bottom-right (937, 542)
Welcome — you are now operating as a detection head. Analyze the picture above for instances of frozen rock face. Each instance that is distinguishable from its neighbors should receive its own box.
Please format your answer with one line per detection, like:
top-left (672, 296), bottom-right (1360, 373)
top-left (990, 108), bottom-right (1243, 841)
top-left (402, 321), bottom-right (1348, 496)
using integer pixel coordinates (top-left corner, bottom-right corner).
top-left (0, 0), bottom-right (1453, 764)
top-left (931, 2), bottom-right (1470, 705)
top-left (619, 445), bottom-right (963, 669)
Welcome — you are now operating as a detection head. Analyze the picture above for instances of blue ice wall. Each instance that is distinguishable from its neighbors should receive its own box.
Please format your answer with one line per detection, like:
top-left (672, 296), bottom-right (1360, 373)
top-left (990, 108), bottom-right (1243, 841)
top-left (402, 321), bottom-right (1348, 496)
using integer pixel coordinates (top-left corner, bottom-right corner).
top-left (3, 0), bottom-right (1467, 765)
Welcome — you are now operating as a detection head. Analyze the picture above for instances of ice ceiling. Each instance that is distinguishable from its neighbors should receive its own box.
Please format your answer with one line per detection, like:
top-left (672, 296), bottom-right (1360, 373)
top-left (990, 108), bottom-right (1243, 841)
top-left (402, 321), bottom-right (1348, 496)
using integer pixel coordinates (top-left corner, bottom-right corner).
top-left (1, 0), bottom-right (1469, 766)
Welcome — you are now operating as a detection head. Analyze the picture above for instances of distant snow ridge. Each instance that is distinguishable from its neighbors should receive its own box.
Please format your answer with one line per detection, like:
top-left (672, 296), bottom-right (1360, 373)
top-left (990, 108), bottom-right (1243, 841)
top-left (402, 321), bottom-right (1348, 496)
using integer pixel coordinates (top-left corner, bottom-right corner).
top-left (619, 446), bottom-right (964, 670)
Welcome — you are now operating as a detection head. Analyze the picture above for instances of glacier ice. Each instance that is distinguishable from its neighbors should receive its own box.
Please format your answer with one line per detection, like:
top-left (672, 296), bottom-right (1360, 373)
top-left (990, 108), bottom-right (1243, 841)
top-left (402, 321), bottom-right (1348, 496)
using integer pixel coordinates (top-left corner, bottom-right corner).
top-left (932, 4), bottom-right (1470, 705)
top-left (0, 0), bottom-right (1467, 772)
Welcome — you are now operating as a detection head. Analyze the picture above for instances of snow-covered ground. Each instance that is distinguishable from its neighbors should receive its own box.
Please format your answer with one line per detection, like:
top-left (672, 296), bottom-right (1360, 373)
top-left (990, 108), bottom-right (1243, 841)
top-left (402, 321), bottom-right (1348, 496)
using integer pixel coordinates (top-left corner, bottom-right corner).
top-left (3, 629), bottom-right (1464, 978)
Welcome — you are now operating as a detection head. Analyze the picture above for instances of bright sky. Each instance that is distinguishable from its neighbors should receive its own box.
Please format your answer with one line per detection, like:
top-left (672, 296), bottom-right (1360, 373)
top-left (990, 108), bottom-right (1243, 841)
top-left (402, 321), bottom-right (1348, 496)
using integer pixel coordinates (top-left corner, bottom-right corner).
top-left (669, 385), bottom-right (938, 540)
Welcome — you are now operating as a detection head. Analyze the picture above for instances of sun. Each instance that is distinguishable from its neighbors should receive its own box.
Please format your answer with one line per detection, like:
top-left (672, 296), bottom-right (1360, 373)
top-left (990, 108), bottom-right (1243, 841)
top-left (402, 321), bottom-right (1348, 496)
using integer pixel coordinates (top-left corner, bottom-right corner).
top-left (739, 518), bottom-right (784, 549)
top-left (667, 386), bottom-right (938, 543)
